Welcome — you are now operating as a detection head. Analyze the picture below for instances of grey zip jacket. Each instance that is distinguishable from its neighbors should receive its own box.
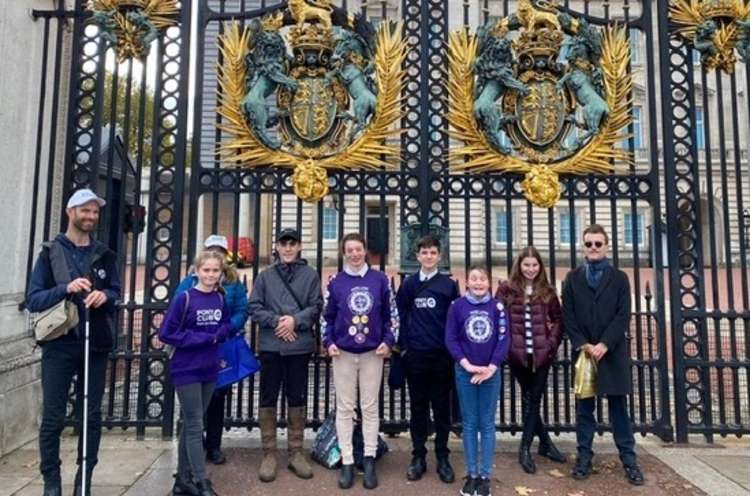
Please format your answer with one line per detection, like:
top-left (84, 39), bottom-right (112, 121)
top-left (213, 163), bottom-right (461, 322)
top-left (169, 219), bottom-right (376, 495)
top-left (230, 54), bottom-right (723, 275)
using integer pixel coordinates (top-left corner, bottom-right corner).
top-left (248, 259), bottom-right (323, 355)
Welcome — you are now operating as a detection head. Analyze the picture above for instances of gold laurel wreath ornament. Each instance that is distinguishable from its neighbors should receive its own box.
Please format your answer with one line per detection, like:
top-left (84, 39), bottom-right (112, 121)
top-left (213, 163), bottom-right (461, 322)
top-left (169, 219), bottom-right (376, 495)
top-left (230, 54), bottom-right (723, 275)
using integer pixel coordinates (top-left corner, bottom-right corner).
top-left (447, 25), bottom-right (633, 208)
top-left (669, 0), bottom-right (750, 73)
top-left (88, 0), bottom-right (179, 62)
top-left (216, 21), bottom-right (407, 202)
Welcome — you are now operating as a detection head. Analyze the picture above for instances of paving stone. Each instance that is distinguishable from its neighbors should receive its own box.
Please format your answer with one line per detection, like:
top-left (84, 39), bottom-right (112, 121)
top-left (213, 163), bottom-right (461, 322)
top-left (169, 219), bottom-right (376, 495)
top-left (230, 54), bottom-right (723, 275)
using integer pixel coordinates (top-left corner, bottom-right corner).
top-left (697, 454), bottom-right (750, 490)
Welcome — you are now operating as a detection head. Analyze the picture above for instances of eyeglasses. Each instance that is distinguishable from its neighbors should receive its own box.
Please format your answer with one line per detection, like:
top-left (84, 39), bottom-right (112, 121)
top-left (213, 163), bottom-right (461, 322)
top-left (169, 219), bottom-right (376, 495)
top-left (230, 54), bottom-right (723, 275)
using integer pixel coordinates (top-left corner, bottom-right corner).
top-left (584, 241), bottom-right (605, 248)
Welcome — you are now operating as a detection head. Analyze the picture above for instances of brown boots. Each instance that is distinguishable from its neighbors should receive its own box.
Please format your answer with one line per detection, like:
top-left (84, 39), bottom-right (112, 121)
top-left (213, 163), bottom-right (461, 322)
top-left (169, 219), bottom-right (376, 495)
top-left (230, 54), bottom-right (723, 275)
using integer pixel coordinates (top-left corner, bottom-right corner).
top-left (287, 406), bottom-right (313, 479)
top-left (258, 406), bottom-right (313, 482)
top-left (258, 407), bottom-right (278, 482)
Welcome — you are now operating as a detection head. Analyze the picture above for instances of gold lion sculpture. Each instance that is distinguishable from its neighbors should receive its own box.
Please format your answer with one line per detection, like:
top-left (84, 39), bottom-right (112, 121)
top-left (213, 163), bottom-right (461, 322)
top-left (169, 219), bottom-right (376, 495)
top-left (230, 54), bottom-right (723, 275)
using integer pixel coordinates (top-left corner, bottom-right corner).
top-left (517, 0), bottom-right (561, 31)
top-left (288, 0), bottom-right (333, 30)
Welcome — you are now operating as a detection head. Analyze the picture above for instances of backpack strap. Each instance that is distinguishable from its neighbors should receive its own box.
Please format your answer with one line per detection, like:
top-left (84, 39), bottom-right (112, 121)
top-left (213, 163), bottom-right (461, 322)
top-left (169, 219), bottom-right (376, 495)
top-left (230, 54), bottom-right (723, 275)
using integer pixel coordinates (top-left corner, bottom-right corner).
top-left (44, 241), bottom-right (73, 286)
top-left (179, 291), bottom-right (191, 328)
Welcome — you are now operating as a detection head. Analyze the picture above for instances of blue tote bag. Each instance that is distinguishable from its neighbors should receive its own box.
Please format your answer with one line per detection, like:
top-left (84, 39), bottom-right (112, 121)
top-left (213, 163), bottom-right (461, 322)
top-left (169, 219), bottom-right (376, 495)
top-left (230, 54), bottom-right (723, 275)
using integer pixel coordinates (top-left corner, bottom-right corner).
top-left (216, 335), bottom-right (260, 389)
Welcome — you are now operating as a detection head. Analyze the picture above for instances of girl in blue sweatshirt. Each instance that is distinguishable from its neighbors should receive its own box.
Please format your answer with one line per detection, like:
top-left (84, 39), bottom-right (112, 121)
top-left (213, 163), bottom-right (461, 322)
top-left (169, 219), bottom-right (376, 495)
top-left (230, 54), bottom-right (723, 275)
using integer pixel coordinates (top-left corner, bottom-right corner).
top-left (159, 250), bottom-right (230, 496)
top-left (445, 266), bottom-right (509, 496)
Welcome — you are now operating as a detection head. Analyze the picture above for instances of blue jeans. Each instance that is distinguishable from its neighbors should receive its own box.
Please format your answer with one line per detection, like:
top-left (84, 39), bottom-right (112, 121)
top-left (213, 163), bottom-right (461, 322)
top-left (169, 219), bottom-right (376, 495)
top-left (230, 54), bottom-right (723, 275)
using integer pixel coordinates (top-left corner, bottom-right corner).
top-left (454, 364), bottom-right (501, 478)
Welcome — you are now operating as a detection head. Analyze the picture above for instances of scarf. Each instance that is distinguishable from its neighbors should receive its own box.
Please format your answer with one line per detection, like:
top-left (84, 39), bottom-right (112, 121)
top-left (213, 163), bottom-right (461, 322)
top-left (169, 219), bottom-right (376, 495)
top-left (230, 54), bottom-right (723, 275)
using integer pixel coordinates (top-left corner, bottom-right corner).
top-left (585, 258), bottom-right (610, 290)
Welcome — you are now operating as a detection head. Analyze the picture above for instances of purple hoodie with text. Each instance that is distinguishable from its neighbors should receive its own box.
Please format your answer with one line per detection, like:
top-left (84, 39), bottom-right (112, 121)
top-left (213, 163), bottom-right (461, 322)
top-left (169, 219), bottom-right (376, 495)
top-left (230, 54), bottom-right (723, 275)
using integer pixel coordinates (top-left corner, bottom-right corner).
top-left (445, 294), bottom-right (510, 367)
top-left (159, 288), bottom-right (231, 387)
top-left (321, 267), bottom-right (399, 353)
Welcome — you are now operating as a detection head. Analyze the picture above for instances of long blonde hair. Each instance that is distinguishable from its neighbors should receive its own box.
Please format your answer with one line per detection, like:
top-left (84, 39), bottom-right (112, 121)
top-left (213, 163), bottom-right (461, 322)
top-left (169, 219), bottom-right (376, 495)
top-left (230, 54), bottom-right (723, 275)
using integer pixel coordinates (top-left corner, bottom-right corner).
top-left (194, 250), bottom-right (226, 292)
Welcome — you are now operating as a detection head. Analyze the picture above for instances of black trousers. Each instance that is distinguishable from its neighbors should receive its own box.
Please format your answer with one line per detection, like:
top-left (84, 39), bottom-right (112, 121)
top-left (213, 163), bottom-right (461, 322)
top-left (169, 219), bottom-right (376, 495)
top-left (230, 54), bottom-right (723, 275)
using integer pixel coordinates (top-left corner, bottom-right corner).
top-left (511, 360), bottom-right (551, 444)
top-left (259, 352), bottom-right (310, 408)
top-left (404, 350), bottom-right (453, 459)
top-left (39, 339), bottom-right (109, 485)
top-left (204, 388), bottom-right (228, 452)
top-left (576, 395), bottom-right (637, 467)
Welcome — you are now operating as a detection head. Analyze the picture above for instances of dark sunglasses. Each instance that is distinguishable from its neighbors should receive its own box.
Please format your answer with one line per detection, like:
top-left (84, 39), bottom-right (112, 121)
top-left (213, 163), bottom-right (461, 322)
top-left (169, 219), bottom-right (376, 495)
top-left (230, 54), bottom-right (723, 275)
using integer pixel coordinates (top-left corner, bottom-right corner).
top-left (584, 241), bottom-right (605, 248)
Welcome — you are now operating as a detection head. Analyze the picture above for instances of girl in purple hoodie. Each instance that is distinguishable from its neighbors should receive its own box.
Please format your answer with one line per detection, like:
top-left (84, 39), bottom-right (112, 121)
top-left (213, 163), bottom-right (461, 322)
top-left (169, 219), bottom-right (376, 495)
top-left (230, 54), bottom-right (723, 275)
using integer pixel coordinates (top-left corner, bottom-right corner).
top-left (159, 251), bottom-right (230, 496)
top-left (445, 266), bottom-right (509, 496)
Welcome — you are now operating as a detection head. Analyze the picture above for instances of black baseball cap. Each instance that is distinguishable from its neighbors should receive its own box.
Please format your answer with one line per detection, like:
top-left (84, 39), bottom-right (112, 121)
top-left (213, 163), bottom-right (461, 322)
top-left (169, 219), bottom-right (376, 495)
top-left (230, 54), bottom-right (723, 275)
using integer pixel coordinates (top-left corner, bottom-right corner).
top-left (276, 228), bottom-right (301, 242)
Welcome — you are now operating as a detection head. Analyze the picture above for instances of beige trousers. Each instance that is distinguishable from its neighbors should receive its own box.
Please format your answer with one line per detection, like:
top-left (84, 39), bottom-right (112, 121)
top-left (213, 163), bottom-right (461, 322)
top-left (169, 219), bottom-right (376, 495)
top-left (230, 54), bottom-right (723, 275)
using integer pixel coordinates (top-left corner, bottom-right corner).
top-left (332, 349), bottom-right (384, 465)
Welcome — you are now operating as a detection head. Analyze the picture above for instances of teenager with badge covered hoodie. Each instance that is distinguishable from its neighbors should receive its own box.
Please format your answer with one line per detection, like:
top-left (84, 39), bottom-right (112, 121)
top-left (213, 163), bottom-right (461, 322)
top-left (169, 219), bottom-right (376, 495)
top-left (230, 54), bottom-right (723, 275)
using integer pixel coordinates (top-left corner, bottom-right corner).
top-left (321, 232), bottom-right (399, 490)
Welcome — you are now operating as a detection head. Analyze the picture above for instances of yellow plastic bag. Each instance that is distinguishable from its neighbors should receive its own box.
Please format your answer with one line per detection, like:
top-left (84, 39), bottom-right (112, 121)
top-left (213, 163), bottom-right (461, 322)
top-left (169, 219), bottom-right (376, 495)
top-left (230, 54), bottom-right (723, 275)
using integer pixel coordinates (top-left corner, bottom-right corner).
top-left (574, 352), bottom-right (598, 399)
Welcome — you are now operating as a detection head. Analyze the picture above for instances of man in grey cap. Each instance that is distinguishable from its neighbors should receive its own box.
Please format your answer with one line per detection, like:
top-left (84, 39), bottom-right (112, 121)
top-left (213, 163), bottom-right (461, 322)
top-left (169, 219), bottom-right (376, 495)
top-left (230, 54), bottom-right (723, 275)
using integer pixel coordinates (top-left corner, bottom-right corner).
top-left (248, 228), bottom-right (323, 482)
top-left (26, 189), bottom-right (121, 496)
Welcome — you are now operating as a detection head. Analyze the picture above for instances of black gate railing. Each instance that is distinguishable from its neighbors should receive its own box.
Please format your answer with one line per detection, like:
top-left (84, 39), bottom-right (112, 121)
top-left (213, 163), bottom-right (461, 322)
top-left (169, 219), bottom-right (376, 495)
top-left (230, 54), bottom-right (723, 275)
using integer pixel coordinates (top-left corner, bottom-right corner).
top-left (23, 0), bottom-right (750, 443)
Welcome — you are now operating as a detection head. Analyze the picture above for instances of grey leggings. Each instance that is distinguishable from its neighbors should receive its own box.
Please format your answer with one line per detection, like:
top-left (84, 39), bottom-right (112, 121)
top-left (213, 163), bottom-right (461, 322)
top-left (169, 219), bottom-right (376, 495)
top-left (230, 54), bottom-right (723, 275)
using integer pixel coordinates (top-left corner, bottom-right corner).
top-left (176, 382), bottom-right (215, 481)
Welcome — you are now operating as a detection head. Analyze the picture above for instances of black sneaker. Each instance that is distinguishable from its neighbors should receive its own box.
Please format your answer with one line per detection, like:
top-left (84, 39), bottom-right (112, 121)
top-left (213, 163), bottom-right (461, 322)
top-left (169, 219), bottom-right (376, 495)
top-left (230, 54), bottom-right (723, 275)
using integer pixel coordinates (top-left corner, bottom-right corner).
top-left (459, 475), bottom-right (477, 496)
top-left (437, 457), bottom-right (456, 483)
top-left (206, 449), bottom-right (226, 465)
top-left (475, 477), bottom-right (492, 496)
top-left (172, 474), bottom-right (199, 496)
top-left (571, 459), bottom-right (593, 480)
top-left (406, 456), bottom-right (427, 481)
top-left (624, 465), bottom-right (645, 486)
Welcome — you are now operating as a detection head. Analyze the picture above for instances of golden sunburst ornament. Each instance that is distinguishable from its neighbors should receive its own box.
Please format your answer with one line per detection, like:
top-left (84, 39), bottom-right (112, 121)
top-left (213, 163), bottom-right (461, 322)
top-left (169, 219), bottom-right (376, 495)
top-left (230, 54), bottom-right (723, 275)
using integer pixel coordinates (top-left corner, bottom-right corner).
top-left (447, 19), bottom-right (633, 208)
top-left (88, 0), bottom-right (179, 62)
top-left (669, 0), bottom-right (750, 73)
top-left (216, 17), bottom-right (407, 203)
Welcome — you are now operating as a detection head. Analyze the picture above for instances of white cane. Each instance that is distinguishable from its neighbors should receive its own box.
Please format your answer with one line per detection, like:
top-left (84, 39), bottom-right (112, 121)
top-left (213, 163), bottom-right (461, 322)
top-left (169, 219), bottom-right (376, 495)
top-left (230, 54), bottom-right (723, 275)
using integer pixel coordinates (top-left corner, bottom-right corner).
top-left (81, 305), bottom-right (90, 496)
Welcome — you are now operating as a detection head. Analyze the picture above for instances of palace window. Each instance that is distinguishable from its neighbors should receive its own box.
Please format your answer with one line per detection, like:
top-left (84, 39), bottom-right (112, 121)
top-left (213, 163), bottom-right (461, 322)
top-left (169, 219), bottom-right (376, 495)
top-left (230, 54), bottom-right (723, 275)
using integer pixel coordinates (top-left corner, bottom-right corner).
top-left (322, 207), bottom-right (338, 241)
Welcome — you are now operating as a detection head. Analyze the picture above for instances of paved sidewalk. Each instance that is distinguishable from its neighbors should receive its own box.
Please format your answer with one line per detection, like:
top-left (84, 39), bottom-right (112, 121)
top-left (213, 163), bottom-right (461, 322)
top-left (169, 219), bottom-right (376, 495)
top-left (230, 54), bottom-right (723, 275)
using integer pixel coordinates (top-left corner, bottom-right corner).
top-left (1, 429), bottom-right (748, 496)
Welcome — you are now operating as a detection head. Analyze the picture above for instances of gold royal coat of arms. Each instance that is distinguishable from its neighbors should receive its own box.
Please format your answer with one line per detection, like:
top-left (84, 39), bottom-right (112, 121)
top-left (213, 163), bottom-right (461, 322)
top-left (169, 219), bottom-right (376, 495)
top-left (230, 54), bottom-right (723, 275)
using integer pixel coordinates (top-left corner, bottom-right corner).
top-left (448, 0), bottom-right (633, 208)
top-left (217, 1), bottom-right (406, 202)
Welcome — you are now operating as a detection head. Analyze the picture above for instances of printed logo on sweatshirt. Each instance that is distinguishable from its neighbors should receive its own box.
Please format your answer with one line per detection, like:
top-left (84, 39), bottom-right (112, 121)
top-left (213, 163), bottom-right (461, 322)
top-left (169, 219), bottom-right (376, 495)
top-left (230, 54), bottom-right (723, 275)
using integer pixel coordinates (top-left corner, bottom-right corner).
top-left (196, 308), bottom-right (222, 326)
top-left (465, 310), bottom-right (493, 343)
top-left (414, 297), bottom-right (437, 309)
top-left (347, 287), bottom-right (374, 315)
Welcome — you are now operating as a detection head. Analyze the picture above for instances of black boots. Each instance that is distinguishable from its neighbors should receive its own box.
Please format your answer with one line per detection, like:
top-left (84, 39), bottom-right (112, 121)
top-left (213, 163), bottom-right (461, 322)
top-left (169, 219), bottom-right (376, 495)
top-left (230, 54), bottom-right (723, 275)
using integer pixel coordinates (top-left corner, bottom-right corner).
top-left (406, 456), bottom-right (426, 481)
top-left (362, 456), bottom-right (378, 489)
top-left (172, 474), bottom-right (200, 495)
top-left (195, 479), bottom-right (219, 496)
top-left (338, 464), bottom-right (355, 489)
top-left (518, 441), bottom-right (536, 474)
top-left (436, 457), bottom-right (455, 483)
top-left (538, 431), bottom-right (567, 463)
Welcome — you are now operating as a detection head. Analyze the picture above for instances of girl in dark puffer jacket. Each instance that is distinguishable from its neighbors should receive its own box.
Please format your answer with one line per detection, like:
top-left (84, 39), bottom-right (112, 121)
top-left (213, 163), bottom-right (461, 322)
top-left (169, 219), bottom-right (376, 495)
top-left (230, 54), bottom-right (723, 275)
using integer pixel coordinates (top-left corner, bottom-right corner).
top-left (495, 246), bottom-right (567, 474)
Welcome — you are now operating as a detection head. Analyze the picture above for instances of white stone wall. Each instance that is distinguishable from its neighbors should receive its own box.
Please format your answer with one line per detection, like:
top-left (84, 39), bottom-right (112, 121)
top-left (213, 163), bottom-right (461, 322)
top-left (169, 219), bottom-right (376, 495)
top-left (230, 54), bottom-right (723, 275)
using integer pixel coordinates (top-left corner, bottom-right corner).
top-left (0, 0), bottom-right (71, 456)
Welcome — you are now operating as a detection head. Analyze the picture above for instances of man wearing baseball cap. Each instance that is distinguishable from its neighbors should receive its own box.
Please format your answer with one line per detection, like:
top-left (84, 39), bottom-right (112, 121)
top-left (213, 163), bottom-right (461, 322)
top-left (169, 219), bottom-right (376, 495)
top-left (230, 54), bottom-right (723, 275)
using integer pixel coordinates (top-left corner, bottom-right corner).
top-left (26, 189), bottom-right (121, 496)
top-left (248, 228), bottom-right (323, 482)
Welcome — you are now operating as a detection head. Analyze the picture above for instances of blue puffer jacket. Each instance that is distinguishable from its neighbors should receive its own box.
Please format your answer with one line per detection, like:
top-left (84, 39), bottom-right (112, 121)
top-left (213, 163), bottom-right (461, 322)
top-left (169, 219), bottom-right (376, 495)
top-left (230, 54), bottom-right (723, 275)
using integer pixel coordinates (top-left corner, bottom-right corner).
top-left (174, 272), bottom-right (249, 335)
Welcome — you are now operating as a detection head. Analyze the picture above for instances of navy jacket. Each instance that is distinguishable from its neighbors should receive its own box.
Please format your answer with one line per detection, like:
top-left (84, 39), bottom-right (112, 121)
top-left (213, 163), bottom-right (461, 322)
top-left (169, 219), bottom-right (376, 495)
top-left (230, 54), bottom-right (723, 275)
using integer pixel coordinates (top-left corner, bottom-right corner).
top-left (27, 233), bottom-right (121, 352)
top-left (396, 272), bottom-right (460, 353)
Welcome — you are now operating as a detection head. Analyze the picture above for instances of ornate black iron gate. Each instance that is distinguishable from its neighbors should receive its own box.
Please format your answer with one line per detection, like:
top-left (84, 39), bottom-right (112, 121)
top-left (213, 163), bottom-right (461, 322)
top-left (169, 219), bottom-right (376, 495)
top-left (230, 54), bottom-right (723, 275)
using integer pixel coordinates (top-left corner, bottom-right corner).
top-left (24, 0), bottom-right (749, 442)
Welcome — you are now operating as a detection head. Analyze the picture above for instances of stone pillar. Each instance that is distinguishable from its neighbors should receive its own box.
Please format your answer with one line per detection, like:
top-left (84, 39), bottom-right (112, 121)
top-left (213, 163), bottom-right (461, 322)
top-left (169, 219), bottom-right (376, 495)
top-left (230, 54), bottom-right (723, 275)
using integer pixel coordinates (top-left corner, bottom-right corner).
top-left (196, 193), bottom-right (205, 254)
top-left (0, 0), bottom-right (71, 456)
top-left (239, 193), bottom-right (251, 238)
